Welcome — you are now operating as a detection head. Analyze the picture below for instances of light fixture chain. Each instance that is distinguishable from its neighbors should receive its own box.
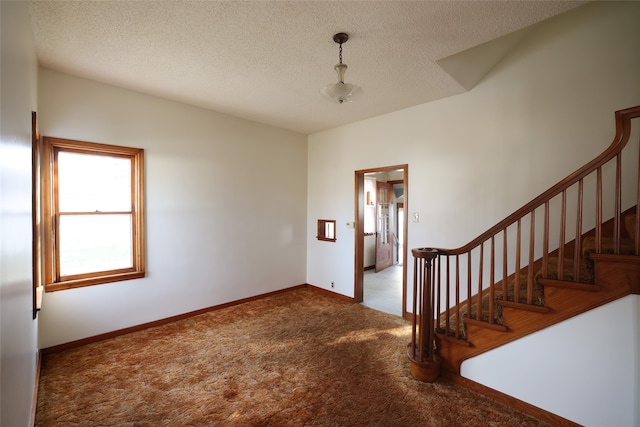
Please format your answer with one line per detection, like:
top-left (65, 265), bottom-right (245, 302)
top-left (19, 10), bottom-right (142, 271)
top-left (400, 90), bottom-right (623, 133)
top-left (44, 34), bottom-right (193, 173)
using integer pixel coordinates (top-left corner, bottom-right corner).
top-left (339, 43), bottom-right (343, 64)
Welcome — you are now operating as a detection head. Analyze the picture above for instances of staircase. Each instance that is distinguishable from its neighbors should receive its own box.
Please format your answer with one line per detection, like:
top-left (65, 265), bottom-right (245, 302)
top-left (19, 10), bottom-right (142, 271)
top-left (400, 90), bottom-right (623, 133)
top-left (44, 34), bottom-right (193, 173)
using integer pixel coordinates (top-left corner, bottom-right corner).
top-left (410, 106), bottom-right (640, 376)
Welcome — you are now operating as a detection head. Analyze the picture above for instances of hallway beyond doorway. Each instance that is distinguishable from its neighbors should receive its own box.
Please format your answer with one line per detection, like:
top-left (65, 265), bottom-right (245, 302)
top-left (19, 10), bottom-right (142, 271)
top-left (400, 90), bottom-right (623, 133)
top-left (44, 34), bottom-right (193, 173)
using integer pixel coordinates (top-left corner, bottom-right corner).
top-left (361, 264), bottom-right (403, 317)
top-left (354, 164), bottom-right (407, 310)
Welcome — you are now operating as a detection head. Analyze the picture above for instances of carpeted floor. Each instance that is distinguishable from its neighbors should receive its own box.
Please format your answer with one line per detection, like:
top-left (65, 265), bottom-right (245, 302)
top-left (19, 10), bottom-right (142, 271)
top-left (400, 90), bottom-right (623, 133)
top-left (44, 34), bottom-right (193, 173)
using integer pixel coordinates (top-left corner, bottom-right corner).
top-left (36, 287), bottom-right (550, 426)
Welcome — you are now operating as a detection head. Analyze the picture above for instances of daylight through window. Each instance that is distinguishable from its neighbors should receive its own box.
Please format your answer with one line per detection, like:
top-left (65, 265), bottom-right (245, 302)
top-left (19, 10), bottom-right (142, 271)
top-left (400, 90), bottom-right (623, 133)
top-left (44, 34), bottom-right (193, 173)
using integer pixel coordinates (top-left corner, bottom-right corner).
top-left (42, 137), bottom-right (145, 291)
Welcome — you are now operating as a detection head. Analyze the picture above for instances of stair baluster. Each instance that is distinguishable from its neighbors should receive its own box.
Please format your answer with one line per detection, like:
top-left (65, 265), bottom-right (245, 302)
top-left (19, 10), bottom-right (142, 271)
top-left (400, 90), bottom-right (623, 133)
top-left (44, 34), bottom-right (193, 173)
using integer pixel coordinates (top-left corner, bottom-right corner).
top-left (408, 247), bottom-right (441, 382)
top-left (415, 105), bottom-right (640, 376)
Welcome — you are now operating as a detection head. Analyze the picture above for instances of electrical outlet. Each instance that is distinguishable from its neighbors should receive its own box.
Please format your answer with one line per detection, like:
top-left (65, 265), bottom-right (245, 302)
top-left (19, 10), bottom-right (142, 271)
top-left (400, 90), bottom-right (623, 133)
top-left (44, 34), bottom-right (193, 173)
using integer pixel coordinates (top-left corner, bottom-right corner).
top-left (331, 281), bottom-right (335, 288)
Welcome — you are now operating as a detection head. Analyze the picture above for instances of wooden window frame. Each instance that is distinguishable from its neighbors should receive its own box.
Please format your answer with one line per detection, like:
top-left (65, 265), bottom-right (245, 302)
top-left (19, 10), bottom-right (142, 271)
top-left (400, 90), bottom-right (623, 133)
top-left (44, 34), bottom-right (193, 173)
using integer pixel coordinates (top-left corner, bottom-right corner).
top-left (42, 137), bottom-right (145, 292)
top-left (317, 219), bottom-right (337, 242)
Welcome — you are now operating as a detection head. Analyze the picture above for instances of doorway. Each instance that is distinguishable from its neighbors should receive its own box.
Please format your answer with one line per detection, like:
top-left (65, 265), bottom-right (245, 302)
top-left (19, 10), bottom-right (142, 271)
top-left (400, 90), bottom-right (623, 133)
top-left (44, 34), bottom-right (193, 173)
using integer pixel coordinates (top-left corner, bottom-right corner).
top-left (354, 164), bottom-right (408, 318)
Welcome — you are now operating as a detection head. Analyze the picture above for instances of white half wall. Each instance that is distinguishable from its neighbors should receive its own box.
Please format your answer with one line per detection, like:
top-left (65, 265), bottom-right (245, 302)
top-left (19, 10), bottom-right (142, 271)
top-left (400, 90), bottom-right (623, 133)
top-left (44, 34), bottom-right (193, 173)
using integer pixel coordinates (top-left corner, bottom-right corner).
top-left (306, 2), bottom-right (640, 424)
top-left (38, 69), bottom-right (308, 348)
top-left (0, 2), bottom-right (40, 425)
top-left (462, 295), bottom-right (640, 427)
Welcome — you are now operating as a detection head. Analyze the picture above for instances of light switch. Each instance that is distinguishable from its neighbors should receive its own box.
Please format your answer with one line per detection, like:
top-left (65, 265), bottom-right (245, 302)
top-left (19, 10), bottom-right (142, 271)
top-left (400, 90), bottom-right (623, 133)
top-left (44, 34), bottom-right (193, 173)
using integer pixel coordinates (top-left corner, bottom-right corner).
top-left (412, 212), bottom-right (419, 223)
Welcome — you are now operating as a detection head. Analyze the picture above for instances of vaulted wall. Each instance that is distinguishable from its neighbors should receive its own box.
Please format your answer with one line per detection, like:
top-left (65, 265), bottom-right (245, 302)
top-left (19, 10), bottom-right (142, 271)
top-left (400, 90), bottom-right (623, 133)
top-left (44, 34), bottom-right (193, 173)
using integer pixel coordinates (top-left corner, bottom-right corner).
top-left (306, 2), bottom-right (640, 425)
top-left (37, 70), bottom-right (308, 348)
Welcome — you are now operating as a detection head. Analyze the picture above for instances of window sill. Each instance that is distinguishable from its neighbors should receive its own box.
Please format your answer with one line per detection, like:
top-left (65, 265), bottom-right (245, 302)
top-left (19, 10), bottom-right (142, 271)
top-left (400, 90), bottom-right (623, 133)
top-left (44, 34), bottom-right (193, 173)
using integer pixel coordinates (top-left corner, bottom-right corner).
top-left (316, 237), bottom-right (337, 242)
top-left (45, 271), bottom-right (145, 292)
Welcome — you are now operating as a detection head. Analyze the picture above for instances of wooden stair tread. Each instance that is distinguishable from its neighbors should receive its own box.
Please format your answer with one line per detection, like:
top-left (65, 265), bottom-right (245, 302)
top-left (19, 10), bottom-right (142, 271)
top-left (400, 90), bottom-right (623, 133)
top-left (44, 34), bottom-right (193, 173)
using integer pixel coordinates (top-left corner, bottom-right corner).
top-left (590, 253), bottom-right (640, 262)
top-left (437, 253), bottom-right (637, 375)
top-left (463, 317), bottom-right (508, 332)
top-left (430, 179), bottom-right (638, 376)
top-left (498, 300), bottom-right (551, 313)
top-left (538, 278), bottom-right (601, 291)
top-left (435, 331), bottom-right (471, 347)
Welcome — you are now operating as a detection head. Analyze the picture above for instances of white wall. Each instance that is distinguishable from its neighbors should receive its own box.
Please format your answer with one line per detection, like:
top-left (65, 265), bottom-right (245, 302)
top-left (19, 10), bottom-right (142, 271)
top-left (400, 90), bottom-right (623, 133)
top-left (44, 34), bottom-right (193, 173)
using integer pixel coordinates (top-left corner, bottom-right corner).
top-left (38, 69), bottom-right (308, 348)
top-left (0, 2), bottom-right (39, 425)
top-left (306, 2), bottom-right (640, 425)
top-left (462, 295), bottom-right (640, 427)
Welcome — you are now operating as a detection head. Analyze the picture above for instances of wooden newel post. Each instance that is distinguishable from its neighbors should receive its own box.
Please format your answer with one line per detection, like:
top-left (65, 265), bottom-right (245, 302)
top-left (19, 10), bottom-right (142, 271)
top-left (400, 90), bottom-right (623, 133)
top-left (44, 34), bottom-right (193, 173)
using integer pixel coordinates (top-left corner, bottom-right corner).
top-left (407, 247), bottom-right (442, 382)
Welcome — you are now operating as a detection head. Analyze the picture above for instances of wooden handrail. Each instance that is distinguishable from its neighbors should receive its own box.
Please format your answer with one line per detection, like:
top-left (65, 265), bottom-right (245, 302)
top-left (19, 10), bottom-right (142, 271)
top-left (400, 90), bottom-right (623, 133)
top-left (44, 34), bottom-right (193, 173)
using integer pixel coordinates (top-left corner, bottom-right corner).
top-left (421, 106), bottom-right (640, 342)
top-left (435, 106), bottom-right (640, 256)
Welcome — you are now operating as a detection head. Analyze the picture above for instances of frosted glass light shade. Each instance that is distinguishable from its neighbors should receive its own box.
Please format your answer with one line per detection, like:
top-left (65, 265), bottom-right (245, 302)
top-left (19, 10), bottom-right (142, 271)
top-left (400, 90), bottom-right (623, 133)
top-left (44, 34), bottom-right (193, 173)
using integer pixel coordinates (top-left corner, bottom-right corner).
top-left (320, 82), bottom-right (363, 104)
top-left (320, 62), bottom-right (363, 104)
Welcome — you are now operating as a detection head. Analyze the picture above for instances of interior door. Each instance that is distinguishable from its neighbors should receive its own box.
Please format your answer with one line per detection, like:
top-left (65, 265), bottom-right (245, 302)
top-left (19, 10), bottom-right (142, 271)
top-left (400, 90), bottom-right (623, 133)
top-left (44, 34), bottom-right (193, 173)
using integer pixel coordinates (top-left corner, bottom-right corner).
top-left (375, 181), bottom-right (393, 272)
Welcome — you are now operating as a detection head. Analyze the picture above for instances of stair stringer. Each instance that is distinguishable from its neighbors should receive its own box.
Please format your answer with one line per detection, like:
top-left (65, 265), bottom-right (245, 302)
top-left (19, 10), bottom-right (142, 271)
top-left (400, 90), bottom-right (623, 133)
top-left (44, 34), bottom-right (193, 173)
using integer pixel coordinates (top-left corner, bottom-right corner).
top-left (436, 254), bottom-right (640, 375)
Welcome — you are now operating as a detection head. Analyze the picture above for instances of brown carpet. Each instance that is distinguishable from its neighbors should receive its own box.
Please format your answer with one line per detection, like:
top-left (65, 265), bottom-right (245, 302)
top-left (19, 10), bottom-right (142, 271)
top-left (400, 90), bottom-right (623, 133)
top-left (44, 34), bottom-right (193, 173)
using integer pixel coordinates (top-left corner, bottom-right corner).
top-left (36, 287), bottom-right (550, 426)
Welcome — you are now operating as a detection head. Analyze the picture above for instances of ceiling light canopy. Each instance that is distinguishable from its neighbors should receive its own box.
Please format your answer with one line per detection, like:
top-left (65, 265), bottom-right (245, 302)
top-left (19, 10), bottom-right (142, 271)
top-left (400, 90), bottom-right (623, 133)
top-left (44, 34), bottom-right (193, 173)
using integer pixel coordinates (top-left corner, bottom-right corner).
top-left (320, 33), bottom-right (362, 104)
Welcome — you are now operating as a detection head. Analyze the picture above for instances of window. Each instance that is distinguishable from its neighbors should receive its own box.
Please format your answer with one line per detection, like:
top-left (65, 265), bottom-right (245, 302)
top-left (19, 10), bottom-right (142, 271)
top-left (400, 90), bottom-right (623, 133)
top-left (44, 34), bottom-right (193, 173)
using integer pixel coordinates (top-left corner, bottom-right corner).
top-left (317, 219), bottom-right (336, 242)
top-left (42, 137), bottom-right (145, 291)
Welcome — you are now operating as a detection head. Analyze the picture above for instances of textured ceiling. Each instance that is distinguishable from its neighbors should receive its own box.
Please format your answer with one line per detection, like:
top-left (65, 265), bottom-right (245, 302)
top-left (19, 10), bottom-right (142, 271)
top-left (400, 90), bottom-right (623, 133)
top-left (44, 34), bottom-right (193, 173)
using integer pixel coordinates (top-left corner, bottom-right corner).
top-left (29, 1), bottom-right (586, 134)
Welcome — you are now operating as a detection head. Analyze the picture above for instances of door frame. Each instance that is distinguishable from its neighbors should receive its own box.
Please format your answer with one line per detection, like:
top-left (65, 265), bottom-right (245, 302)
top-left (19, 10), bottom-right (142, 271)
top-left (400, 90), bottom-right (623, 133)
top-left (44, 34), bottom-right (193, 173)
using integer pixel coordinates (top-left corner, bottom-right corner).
top-left (354, 164), bottom-right (409, 318)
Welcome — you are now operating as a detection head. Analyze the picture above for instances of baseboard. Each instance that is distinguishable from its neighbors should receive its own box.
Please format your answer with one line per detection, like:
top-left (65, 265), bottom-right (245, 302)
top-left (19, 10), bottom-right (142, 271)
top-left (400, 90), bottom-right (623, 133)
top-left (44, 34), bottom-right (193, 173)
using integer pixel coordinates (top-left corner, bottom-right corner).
top-left (41, 284), bottom-right (312, 355)
top-left (30, 350), bottom-right (42, 426)
top-left (305, 283), bottom-right (357, 303)
top-left (441, 371), bottom-right (581, 427)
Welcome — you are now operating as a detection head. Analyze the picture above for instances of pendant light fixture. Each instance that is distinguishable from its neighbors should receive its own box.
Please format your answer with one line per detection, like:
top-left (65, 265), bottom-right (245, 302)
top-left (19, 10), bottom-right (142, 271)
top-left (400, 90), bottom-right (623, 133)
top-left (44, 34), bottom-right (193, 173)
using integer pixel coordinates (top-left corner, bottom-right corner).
top-left (320, 33), bottom-right (363, 104)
